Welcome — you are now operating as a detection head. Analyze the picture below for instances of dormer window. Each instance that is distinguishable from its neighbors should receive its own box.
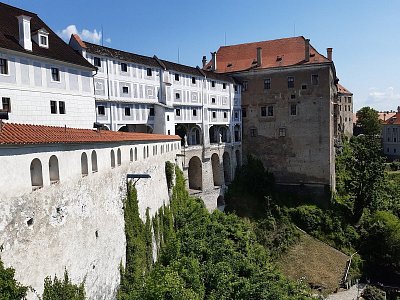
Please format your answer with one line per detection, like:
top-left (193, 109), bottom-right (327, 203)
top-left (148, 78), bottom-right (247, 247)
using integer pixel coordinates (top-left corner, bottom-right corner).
top-left (33, 28), bottom-right (49, 49)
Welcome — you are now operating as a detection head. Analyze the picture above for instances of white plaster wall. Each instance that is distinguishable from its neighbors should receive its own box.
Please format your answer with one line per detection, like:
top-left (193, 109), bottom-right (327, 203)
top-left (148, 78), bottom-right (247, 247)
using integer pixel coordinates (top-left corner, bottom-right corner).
top-left (0, 140), bottom-right (181, 300)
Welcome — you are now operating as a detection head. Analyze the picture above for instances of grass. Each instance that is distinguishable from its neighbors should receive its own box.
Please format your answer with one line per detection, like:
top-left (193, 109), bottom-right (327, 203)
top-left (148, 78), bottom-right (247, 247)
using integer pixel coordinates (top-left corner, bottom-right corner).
top-left (276, 231), bottom-right (349, 295)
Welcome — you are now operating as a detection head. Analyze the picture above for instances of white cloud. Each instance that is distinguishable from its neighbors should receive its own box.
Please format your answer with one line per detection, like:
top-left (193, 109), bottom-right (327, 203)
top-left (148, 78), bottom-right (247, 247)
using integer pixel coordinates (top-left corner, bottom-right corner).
top-left (105, 38), bottom-right (112, 43)
top-left (361, 86), bottom-right (400, 111)
top-left (57, 25), bottom-right (102, 44)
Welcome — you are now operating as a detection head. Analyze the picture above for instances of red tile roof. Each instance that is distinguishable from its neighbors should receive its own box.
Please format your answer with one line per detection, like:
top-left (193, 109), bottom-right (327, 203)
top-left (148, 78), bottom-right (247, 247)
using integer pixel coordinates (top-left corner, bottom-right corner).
top-left (72, 34), bottom-right (86, 49)
top-left (383, 112), bottom-right (400, 125)
top-left (337, 83), bottom-right (353, 95)
top-left (207, 36), bottom-right (330, 73)
top-left (0, 123), bottom-right (180, 145)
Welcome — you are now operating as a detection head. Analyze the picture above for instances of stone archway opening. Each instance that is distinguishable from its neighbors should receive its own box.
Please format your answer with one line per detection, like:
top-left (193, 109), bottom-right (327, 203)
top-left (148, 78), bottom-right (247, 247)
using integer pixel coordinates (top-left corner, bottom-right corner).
top-left (217, 195), bottom-right (225, 211)
top-left (211, 153), bottom-right (224, 186)
top-left (223, 152), bottom-right (231, 184)
top-left (188, 156), bottom-right (202, 190)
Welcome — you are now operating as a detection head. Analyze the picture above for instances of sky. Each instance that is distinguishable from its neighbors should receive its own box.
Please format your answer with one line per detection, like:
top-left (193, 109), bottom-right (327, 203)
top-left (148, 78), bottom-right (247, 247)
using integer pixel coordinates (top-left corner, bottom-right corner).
top-left (4, 0), bottom-right (400, 112)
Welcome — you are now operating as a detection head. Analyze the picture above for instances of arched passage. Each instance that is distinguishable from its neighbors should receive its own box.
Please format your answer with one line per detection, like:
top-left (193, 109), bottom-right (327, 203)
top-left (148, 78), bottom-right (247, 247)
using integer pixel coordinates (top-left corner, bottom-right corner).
top-left (91, 151), bottom-right (98, 172)
top-left (211, 153), bottom-right (224, 186)
top-left (219, 126), bottom-right (230, 143)
top-left (235, 150), bottom-right (241, 168)
top-left (217, 195), bottom-right (225, 211)
top-left (188, 156), bottom-right (202, 190)
top-left (223, 152), bottom-right (231, 184)
top-left (209, 126), bottom-right (217, 144)
top-left (49, 155), bottom-right (60, 183)
top-left (81, 152), bottom-right (88, 176)
top-left (189, 126), bottom-right (201, 145)
top-left (30, 158), bottom-right (43, 189)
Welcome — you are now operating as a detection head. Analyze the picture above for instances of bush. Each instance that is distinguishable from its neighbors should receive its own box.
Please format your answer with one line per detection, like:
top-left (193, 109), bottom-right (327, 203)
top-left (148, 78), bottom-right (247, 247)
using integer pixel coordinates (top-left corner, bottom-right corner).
top-left (362, 285), bottom-right (386, 300)
top-left (42, 270), bottom-right (85, 300)
top-left (0, 258), bottom-right (28, 300)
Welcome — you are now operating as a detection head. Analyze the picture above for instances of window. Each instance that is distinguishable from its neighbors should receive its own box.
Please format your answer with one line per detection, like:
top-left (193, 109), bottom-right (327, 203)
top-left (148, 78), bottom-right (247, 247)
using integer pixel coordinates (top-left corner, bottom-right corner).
top-left (223, 83), bottom-right (226, 89)
top-left (261, 106), bottom-right (267, 117)
top-left (250, 127), bottom-right (257, 137)
top-left (211, 81), bottom-right (215, 87)
top-left (264, 78), bottom-right (271, 90)
top-left (146, 68), bottom-right (152, 76)
top-left (51, 67), bottom-right (60, 81)
top-left (167, 115), bottom-right (170, 121)
top-left (50, 101), bottom-right (57, 114)
top-left (242, 107), bottom-right (247, 118)
top-left (291, 94), bottom-right (296, 99)
top-left (2, 97), bottom-right (11, 112)
top-left (98, 105), bottom-right (105, 115)
top-left (302, 84), bottom-right (307, 90)
top-left (311, 74), bottom-right (319, 85)
top-left (290, 104), bottom-right (297, 116)
top-left (192, 77), bottom-right (196, 84)
top-left (234, 111), bottom-right (239, 119)
top-left (176, 108), bottom-right (181, 116)
top-left (125, 107), bottom-right (131, 116)
top-left (212, 111), bottom-right (216, 119)
top-left (59, 101), bottom-right (65, 114)
top-left (0, 58), bottom-right (8, 74)
top-left (81, 153), bottom-right (88, 176)
top-left (175, 93), bottom-right (180, 99)
top-left (193, 109), bottom-right (197, 116)
top-left (267, 105), bottom-right (274, 116)
top-left (122, 86), bottom-right (129, 94)
top-left (93, 57), bottom-right (101, 67)
top-left (121, 63), bottom-right (128, 72)
top-left (40, 35), bottom-right (48, 47)
top-left (149, 107), bottom-right (155, 116)
top-left (242, 81), bottom-right (248, 91)
top-left (223, 112), bottom-right (227, 118)
top-left (211, 97), bottom-right (216, 104)
top-left (288, 76), bottom-right (294, 88)
top-left (175, 73), bottom-right (180, 81)
top-left (279, 128), bottom-right (286, 137)
top-left (234, 85), bottom-right (238, 92)
top-left (348, 97), bottom-right (352, 103)
top-left (91, 151), bottom-right (98, 172)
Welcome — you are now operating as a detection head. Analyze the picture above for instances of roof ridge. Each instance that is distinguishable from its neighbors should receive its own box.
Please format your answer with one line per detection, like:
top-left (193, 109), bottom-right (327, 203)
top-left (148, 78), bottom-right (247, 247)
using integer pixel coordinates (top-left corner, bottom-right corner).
top-left (219, 36), bottom-right (305, 49)
top-left (0, 2), bottom-right (37, 16)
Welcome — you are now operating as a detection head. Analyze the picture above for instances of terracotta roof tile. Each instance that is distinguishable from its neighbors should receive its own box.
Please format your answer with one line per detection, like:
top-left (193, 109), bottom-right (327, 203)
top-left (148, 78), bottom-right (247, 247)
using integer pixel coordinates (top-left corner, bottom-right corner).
top-left (72, 33), bottom-right (86, 49)
top-left (337, 83), bottom-right (352, 95)
top-left (206, 36), bottom-right (330, 73)
top-left (383, 112), bottom-right (400, 125)
top-left (0, 122), bottom-right (180, 145)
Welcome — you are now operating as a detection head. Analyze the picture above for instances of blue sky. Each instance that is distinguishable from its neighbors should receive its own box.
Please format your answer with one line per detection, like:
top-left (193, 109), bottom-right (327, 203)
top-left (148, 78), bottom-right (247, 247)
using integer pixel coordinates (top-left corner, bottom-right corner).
top-left (4, 0), bottom-right (400, 112)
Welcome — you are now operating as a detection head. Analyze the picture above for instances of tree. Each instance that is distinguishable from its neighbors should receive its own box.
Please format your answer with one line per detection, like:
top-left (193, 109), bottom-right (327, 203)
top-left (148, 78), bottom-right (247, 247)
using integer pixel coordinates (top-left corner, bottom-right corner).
top-left (0, 258), bottom-right (28, 300)
top-left (42, 270), bottom-right (85, 300)
top-left (356, 106), bottom-right (381, 136)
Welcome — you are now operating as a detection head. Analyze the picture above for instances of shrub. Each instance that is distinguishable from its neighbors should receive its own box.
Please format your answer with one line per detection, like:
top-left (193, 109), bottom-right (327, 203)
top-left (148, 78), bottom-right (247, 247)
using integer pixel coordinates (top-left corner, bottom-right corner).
top-left (0, 258), bottom-right (28, 300)
top-left (42, 270), bottom-right (85, 300)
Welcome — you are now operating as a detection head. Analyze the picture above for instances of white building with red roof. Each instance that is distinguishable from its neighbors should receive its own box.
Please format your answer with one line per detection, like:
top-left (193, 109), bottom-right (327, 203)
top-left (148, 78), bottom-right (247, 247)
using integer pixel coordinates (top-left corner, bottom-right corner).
top-left (382, 107), bottom-right (400, 160)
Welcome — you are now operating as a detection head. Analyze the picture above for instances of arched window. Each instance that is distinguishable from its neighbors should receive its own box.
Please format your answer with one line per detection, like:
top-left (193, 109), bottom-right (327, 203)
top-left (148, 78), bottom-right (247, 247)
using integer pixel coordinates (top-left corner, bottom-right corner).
top-left (147, 146), bottom-right (149, 158)
top-left (30, 158), bottom-right (43, 190)
top-left (91, 150), bottom-right (98, 172)
top-left (188, 156), bottom-right (202, 190)
top-left (117, 148), bottom-right (122, 166)
top-left (130, 148), bottom-right (133, 162)
top-left (143, 146), bottom-right (146, 159)
top-left (134, 147), bottom-right (138, 161)
top-left (111, 150), bottom-right (115, 168)
top-left (49, 155), bottom-right (60, 183)
top-left (81, 152), bottom-right (88, 176)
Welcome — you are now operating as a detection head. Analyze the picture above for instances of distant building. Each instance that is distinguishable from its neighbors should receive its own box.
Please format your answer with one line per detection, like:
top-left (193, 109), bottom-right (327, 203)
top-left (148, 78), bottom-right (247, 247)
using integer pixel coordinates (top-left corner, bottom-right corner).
top-left (336, 84), bottom-right (353, 137)
top-left (382, 107), bottom-right (400, 160)
top-left (0, 3), bottom-right (96, 128)
top-left (206, 36), bottom-right (342, 190)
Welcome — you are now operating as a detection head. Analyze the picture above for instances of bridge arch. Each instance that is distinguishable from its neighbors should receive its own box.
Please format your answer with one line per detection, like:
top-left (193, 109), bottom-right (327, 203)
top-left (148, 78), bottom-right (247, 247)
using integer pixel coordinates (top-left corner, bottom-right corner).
top-left (188, 156), bottom-right (202, 190)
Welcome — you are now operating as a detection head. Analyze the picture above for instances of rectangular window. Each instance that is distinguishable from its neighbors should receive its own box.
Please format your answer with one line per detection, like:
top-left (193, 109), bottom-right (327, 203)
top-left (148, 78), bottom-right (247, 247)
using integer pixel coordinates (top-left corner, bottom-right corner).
top-left (98, 105), bottom-right (105, 115)
top-left (167, 115), bottom-right (170, 121)
top-left (302, 84), bottom-right (307, 90)
top-left (242, 107), bottom-right (247, 118)
top-left (211, 97), bottom-right (216, 104)
top-left (93, 57), bottom-right (101, 67)
top-left (59, 101), bottom-right (66, 114)
top-left (2, 97), bottom-right (11, 112)
top-left (223, 112), bottom-right (227, 118)
top-left (176, 108), bottom-right (181, 116)
top-left (193, 109), bottom-right (197, 116)
top-left (250, 127), bottom-right (257, 137)
top-left (288, 76), bottom-right (294, 88)
top-left (192, 77), bottom-right (196, 84)
top-left (223, 83), bottom-right (226, 89)
top-left (242, 81), bottom-right (248, 91)
top-left (267, 105), bottom-right (274, 116)
top-left (279, 128), bottom-right (286, 137)
top-left (212, 111), bottom-right (216, 119)
top-left (234, 111), bottom-right (239, 120)
top-left (40, 35), bottom-right (48, 46)
top-left (50, 100), bottom-right (57, 114)
top-left (51, 67), bottom-right (60, 81)
top-left (122, 86), bottom-right (129, 94)
top-left (124, 107), bottom-right (131, 116)
top-left (211, 81), bottom-right (215, 88)
top-left (0, 59), bottom-right (8, 75)
top-left (175, 93), bottom-right (180, 99)
top-left (149, 107), bottom-right (155, 116)
top-left (234, 85), bottom-right (238, 92)
top-left (261, 106), bottom-right (267, 117)
top-left (146, 68), bottom-right (152, 76)
top-left (290, 104), bottom-right (297, 116)
top-left (347, 96), bottom-right (352, 103)
top-left (264, 78), bottom-right (271, 90)
top-left (121, 63), bottom-right (128, 72)
top-left (311, 74), bottom-right (319, 85)
top-left (175, 73), bottom-right (179, 81)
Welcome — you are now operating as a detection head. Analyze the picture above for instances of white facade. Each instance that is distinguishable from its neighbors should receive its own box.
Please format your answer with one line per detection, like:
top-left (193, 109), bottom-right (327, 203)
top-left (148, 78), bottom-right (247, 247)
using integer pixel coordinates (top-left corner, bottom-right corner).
top-left (382, 115), bottom-right (400, 159)
top-left (0, 49), bottom-right (95, 128)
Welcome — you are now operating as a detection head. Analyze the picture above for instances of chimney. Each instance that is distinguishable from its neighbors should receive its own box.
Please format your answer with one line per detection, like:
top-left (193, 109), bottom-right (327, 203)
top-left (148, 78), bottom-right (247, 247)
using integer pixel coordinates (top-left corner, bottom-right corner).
top-left (327, 48), bottom-right (333, 61)
top-left (398, 106), bottom-right (400, 113)
top-left (305, 39), bottom-right (310, 62)
top-left (202, 56), bottom-right (207, 68)
top-left (17, 15), bottom-right (32, 51)
top-left (256, 47), bottom-right (262, 67)
top-left (211, 52), bottom-right (217, 71)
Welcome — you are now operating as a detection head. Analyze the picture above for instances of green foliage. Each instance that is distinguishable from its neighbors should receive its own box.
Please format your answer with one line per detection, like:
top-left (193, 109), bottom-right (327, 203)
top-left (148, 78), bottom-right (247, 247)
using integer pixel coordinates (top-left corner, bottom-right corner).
top-left (42, 270), bottom-right (85, 300)
top-left (356, 106), bottom-right (381, 136)
top-left (165, 161), bottom-right (174, 190)
top-left (361, 285), bottom-right (386, 300)
top-left (0, 258), bottom-right (28, 300)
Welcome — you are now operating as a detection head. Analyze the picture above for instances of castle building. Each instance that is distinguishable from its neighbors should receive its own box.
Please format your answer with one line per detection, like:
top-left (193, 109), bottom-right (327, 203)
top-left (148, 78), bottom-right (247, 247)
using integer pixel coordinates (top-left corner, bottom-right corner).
top-left (382, 107), bottom-right (400, 160)
top-left (205, 37), bottom-right (343, 190)
top-left (336, 84), bottom-right (353, 137)
top-left (0, 3), bottom-right (96, 129)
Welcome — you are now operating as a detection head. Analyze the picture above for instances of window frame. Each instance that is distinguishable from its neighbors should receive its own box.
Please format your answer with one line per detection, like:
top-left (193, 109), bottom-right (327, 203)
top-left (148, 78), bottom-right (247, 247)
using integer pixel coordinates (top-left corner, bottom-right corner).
top-left (311, 74), bottom-right (319, 85)
top-left (121, 62), bottom-right (128, 72)
top-left (191, 77), bottom-right (196, 84)
top-left (124, 107), bottom-right (131, 116)
top-left (290, 103), bottom-right (297, 116)
top-left (98, 105), bottom-right (105, 115)
top-left (2, 97), bottom-right (11, 112)
top-left (0, 58), bottom-right (8, 75)
top-left (93, 57), bottom-right (101, 67)
top-left (264, 78), bottom-right (271, 90)
top-left (51, 67), bottom-right (60, 82)
top-left (287, 76), bottom-right (294, 88)
top-left (149, 107), bottom-right (155, 117)
top-left (146, 68), bottom-right (152, 76)
top-left (50, 100), bottom-right (57, 114)
top-left (267, 105), bottom-right (274, 117)
top-left (175, 73), bottom-right (180, 81)
top-left (122, 86), bottom-right (129, 94)
top-left (192, 109), bottom-right (197, 116)
top-left (176, 108), bottom-right (181, 116)
top-left (59, 101), bottom-right (66, 114)
top-left (242, 81), bottom-right (248, 92)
